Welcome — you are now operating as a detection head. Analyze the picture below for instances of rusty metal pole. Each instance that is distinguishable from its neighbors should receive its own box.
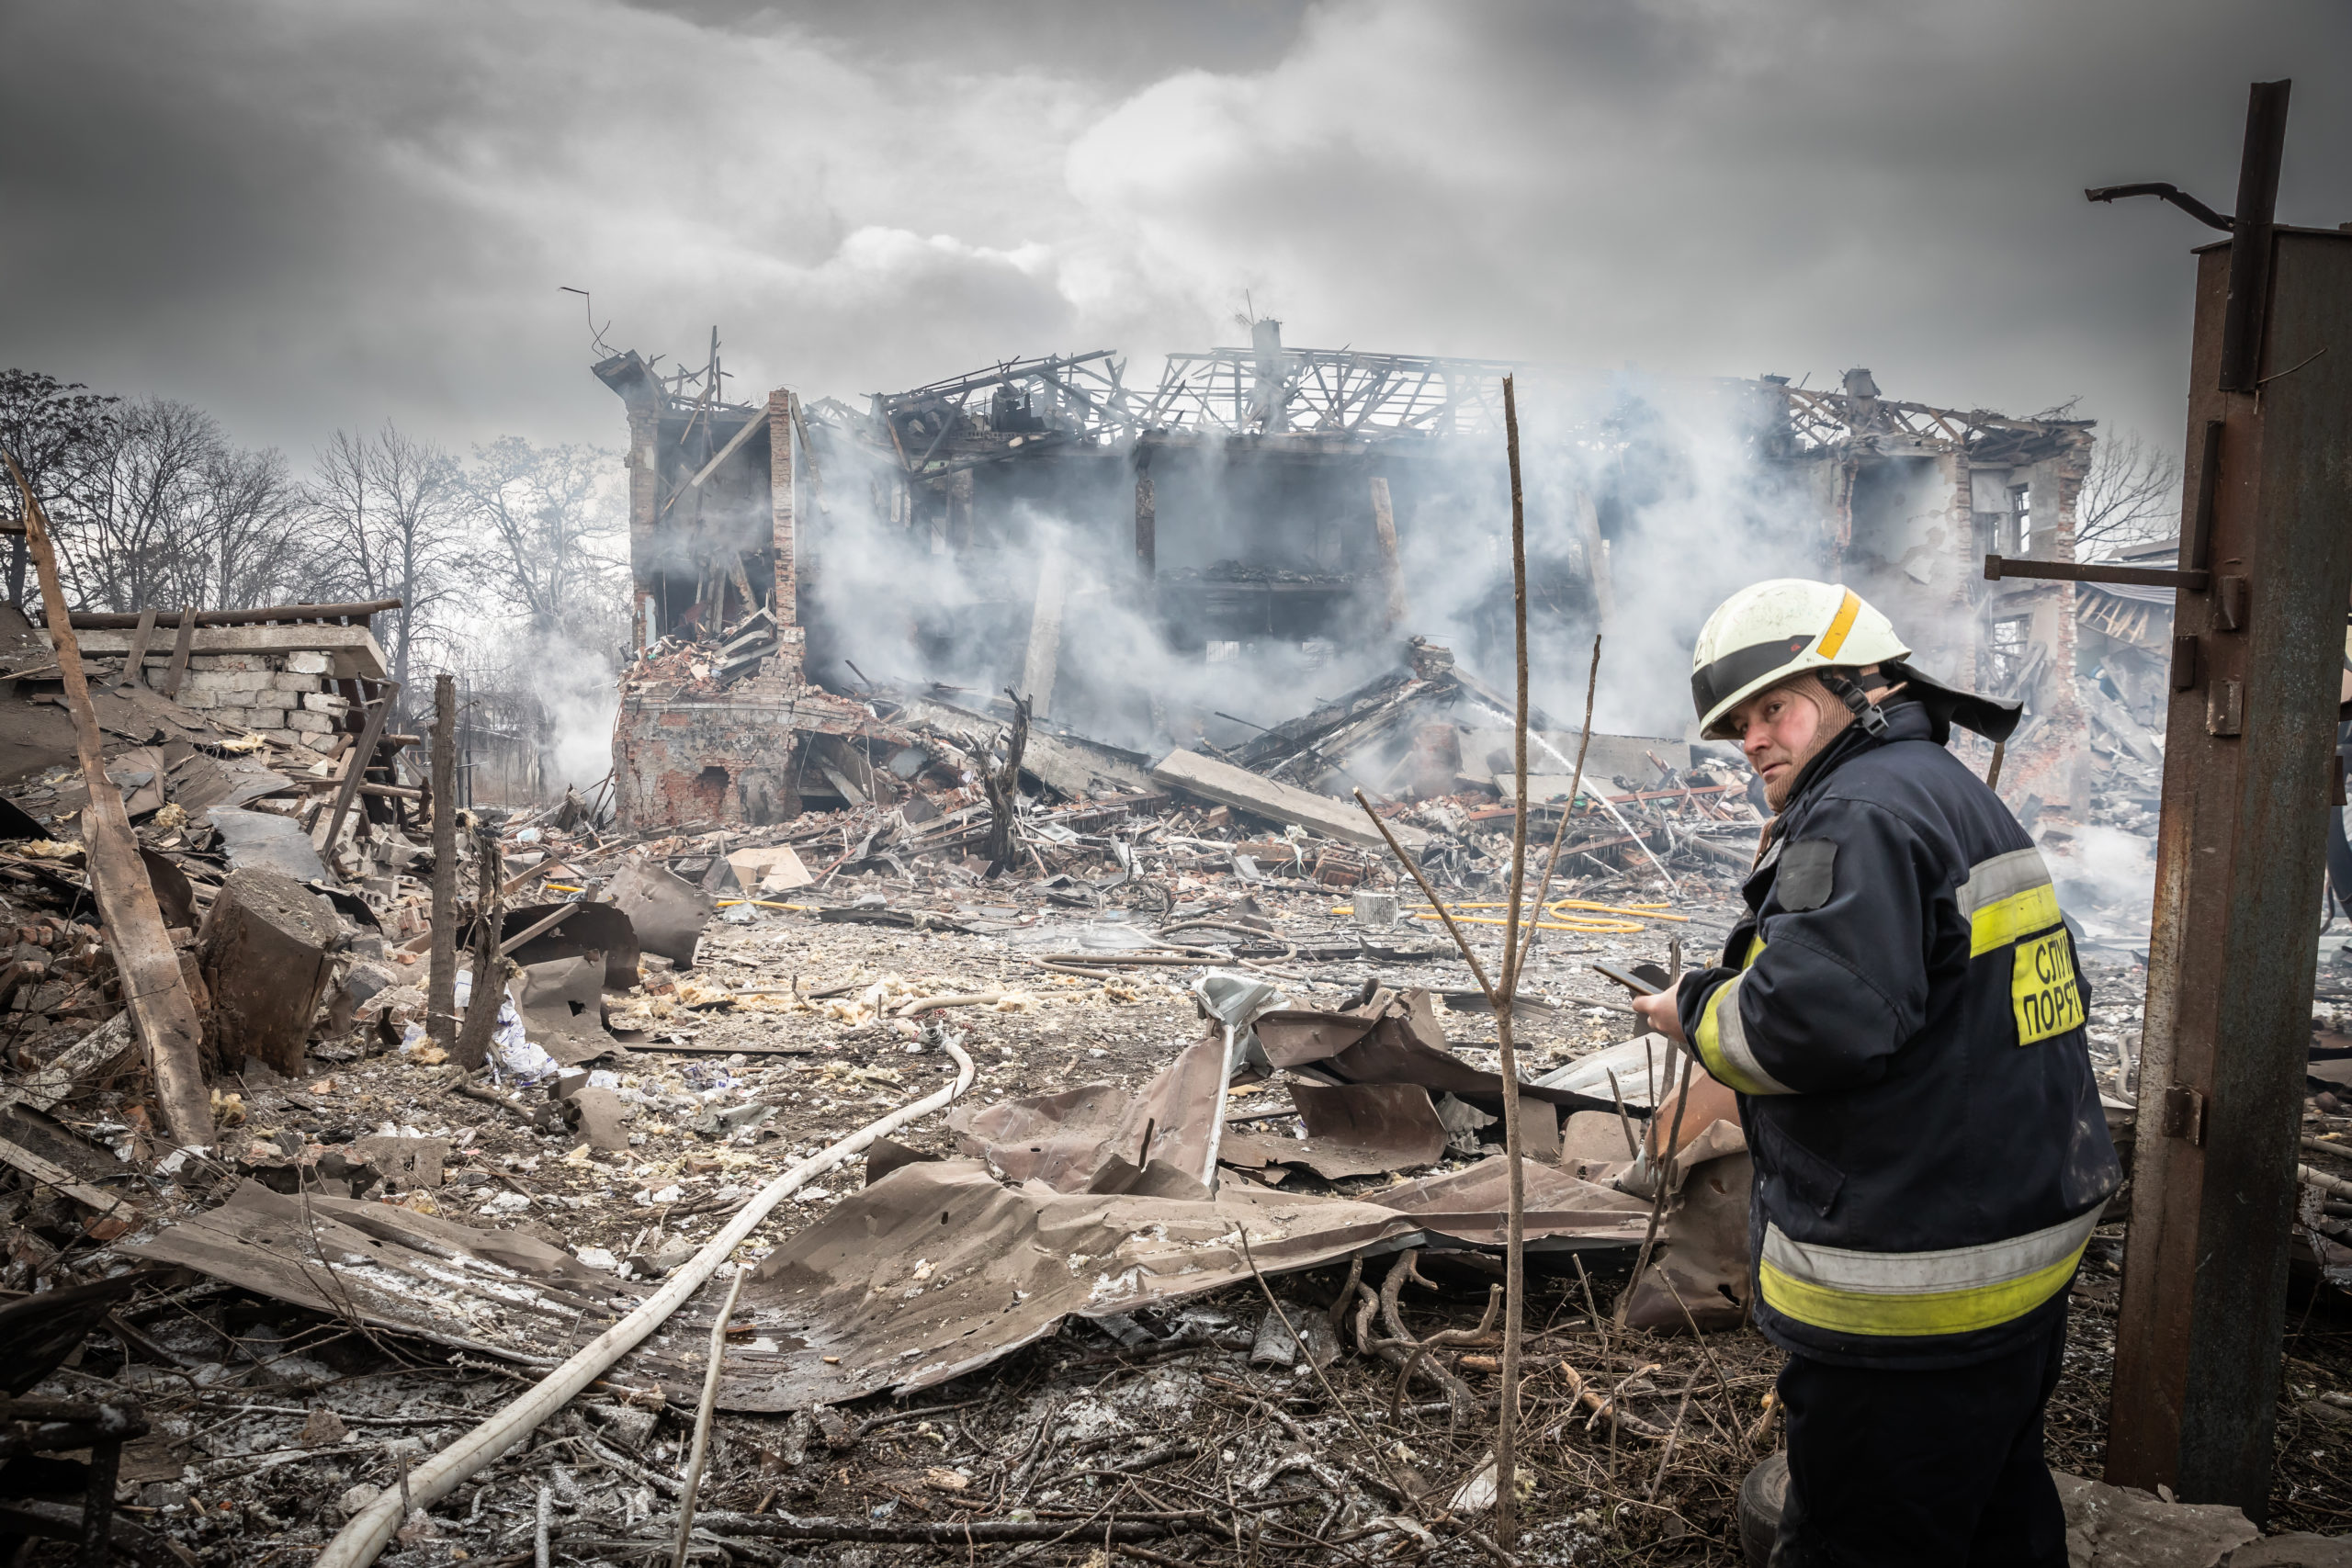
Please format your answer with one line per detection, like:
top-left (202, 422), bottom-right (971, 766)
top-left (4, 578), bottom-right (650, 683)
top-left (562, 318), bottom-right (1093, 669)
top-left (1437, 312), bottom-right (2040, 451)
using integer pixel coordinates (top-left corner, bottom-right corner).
top-left (2106, 82), bottom-right (2352, 1516)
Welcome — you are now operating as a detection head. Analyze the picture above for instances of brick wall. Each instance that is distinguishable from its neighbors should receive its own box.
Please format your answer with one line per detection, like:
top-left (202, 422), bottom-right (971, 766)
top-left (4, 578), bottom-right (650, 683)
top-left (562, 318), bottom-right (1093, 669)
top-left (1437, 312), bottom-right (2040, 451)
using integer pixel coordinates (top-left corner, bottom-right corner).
top-left (164, 649), bottom-right (351, 749)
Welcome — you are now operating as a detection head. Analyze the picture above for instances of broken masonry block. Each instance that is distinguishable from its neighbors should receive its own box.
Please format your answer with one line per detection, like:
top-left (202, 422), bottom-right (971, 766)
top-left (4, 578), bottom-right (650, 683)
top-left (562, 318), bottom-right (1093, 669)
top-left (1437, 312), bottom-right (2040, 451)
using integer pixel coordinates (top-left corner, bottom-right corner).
top-left (196, 868), bottom-right (341, 1077)
top-left (352, 1135), bottom-right (447, 1194)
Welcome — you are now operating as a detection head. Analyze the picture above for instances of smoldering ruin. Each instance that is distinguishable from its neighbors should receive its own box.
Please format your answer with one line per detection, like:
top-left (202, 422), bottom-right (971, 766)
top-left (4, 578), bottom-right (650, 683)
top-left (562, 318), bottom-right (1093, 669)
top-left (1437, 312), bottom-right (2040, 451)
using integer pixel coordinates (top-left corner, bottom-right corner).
top-left (0, 72), bottom-right (2349, 1568)
top-left (600, 326), bottom-right (2100, 841)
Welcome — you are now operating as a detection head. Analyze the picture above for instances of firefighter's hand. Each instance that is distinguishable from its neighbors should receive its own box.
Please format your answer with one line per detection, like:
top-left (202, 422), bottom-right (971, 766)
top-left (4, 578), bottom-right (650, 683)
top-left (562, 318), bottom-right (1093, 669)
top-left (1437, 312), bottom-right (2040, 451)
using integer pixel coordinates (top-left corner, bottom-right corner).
top-left (1631, 988), bottom-right (1687, 1045)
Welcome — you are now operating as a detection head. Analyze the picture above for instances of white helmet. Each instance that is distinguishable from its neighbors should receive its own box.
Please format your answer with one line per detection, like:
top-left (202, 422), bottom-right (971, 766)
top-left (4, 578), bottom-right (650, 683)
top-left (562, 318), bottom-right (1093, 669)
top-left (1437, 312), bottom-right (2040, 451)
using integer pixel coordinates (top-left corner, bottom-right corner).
top-left (1690, 580), bottom-right (1910, 739)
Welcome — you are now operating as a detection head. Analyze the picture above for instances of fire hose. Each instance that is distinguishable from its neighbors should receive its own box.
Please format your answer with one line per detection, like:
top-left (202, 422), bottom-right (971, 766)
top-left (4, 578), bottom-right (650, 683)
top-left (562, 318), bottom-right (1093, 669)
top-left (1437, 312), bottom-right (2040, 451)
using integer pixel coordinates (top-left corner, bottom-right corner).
top-left (315, 1039), bottom-right (978, 1568)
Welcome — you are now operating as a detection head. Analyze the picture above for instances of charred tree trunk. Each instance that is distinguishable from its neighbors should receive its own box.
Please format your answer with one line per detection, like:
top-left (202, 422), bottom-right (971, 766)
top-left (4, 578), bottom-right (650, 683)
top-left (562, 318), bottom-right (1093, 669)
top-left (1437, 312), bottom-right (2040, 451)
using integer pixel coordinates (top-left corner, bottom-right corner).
top-left (451, 822), bottom-right (502, 1070)
top-left (982, 690), bottom-right (1032, 867)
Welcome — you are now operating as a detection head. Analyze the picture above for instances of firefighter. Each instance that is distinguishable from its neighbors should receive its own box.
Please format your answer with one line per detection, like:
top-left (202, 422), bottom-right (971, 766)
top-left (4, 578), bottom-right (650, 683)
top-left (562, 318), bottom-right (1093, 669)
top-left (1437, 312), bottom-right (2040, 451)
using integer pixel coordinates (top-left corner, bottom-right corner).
top-left (1629, 579), bottom-right (2120, 1567)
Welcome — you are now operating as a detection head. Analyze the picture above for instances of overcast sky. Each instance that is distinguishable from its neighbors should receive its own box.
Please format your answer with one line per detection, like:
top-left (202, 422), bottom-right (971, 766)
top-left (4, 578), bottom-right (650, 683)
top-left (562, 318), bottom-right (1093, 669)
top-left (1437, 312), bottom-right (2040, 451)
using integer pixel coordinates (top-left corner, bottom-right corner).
top-left (5, 1), bottom-right (2347, 467)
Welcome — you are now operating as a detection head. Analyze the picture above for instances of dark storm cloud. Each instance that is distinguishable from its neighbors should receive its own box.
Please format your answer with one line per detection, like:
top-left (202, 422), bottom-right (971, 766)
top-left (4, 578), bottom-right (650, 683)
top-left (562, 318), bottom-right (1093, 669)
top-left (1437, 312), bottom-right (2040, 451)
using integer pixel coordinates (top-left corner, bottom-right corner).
top-left (3, 1), bottom-right (2346, 461)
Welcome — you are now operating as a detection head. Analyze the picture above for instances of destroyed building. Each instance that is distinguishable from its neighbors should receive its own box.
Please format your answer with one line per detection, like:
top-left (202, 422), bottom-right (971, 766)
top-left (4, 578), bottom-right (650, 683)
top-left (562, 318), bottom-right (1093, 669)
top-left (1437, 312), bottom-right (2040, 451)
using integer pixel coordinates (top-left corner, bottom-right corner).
top-left (598, 328), bottom-right (2095, 831)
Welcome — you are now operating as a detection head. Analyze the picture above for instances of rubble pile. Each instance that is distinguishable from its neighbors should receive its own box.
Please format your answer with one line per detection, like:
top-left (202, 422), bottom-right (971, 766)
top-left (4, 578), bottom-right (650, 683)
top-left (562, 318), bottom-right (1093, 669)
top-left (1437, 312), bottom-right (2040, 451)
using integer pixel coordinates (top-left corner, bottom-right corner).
top-left (0, 599), bottom-right (2339, 1567)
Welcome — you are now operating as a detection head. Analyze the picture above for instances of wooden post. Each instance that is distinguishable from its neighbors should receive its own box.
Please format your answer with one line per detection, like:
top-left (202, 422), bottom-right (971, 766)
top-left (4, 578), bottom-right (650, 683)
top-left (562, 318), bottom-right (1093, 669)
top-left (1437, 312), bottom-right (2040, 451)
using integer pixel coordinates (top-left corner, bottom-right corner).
top-left (982, 692), bottom-right (1032, 866)
top-left (1134, 449), bottom-right (1156, 581)
top-left (2, 458), bottom-right (210, 1147)
top-left (427, 674), bottom-right (458, 1049)
top-left (1369, 476), bottom-right (1409, 629)
top-left (315, 682), bottom-right (398, 872)
top-left (158, 604), bottom-right (197, 698)
top-left (2106, 131), bottom-right (2352, 1513)
top-left (1574, 487), bottom-right (1615, 630)
top-left (1020, 553), bottom-right (1067, 722)
top-left (113, 608), bottom-right (157, 691)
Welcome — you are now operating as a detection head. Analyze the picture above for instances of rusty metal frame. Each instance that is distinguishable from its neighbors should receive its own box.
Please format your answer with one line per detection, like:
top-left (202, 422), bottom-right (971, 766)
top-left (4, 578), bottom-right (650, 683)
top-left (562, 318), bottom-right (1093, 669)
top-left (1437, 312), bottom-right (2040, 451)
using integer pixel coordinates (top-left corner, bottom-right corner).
top-left (2104, 82), bottom-right (2352, 1516)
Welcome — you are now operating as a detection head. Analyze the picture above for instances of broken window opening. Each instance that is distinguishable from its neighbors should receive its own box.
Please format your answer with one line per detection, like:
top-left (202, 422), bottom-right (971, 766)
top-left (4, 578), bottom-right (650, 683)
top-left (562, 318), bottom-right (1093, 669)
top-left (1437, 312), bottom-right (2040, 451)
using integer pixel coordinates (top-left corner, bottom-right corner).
top-left (1990, 615), bottom-right (2032, 696)
top-left (2009, 484), bottom-right (2034, 555)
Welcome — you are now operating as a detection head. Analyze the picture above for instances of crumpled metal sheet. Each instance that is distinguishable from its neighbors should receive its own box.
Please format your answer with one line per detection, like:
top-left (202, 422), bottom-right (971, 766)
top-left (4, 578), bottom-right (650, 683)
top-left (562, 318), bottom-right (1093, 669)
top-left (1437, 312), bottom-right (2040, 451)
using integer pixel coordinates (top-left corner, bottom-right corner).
top-left (119, 1179), bottom-right (752, 1404)
top-left (1222, 1081), bottom-right (1450, 1180)
top-left (1533, 1032), bottom-right (1676, 1109)
top-left (607, 856), bottom-right (713, 966)
top-left (129, 1151), bottom-right (1659, 1415)
top-left (120, 1179), bottom-right (638, 1364)
top-left (1360, 1153), bottom-right (1653, 1251)
top-left (497, 902), bottom-right (641, 990)
top-left (947, 1032), bottom-right (1227, 1191)
top-left (727, 1157), bottom-right (1425, 1410)
top-left (508, 954), bottom-right (618, 1066)
top-left (1619, 1119), bottom-right (1754, 1332)
top-left (1255, 987), bottom-right (1625, 1119)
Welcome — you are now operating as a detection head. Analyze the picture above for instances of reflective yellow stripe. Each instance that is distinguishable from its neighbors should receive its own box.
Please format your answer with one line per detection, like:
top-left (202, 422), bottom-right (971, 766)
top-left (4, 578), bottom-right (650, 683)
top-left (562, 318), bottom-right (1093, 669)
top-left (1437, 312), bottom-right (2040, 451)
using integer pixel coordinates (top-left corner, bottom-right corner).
top-left (1743, 932), bottom-right (1764, 968)
top-left (1969, 884), bottom-right (2063, 956)
top-left (1815, 589), bottom-right (1862, 660)
top-left (1758, 1209), bottom-right (2098, 1337)
top-left (1692, 971), bottom-right (1793, 1097)
top-left (1959, 847), bottom-right (2061, 957)
top-left (1758, 1250), bottom-right (2084, 1336)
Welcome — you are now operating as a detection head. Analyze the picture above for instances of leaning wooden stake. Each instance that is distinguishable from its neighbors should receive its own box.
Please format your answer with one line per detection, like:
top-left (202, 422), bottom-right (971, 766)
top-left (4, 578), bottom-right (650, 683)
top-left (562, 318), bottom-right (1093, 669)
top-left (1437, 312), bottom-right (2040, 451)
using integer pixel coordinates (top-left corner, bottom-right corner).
top-left (3, 456), bottom-right (211, 1146)
top-left (1355, 385), bottom-right (1554, 1550)
top-left (1489, 374), bottom-right (1532, 1547)
top-left (427, 675), bottom-right (458, 1048)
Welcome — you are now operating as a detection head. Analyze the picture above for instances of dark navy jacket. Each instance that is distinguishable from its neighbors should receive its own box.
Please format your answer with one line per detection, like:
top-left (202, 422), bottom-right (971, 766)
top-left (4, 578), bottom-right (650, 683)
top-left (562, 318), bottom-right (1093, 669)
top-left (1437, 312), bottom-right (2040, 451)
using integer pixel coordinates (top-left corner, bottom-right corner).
top-left (1674, 701), bottom-right (2120, 1369)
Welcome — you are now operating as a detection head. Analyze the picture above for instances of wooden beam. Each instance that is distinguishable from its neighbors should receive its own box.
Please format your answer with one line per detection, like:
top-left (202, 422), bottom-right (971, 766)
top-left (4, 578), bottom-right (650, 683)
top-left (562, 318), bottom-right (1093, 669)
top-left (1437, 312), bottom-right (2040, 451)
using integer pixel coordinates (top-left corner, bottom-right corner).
top-left (681, 408), bottom-right (768, 491)
top-left (1148, 748), bottom-right (1429, 852)
top-left (0, 1131), bottom-right (137, 1227)
top-left (497, 902), bottom-right (580, 957)
top-left (2, 457), bottom-right (210, 1147)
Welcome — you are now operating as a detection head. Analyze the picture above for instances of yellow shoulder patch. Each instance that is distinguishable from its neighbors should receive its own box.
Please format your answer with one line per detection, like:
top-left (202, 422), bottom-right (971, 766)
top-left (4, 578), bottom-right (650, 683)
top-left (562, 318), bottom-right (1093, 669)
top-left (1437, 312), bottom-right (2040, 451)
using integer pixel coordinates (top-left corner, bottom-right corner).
top-left (2012, 929), bottom-right (2083, 1045)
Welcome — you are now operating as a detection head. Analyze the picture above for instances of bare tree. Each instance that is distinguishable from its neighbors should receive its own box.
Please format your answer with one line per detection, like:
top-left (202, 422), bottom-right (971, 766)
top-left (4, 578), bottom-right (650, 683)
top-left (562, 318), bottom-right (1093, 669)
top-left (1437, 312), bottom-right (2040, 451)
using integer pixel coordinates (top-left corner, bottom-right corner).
top-left (0, 370), bottom-right (119, 607)
top-left (2075, 432), bottom-right (2181, 559)
top-left (61, 398), bottom-right (313, 615)
top-left (306, 424), bottom-right (462, 702)
top-left (458, 436), bottom-right (626, 640)
top-left (452, 436), bottom-right (628, 795)
top-left (195, 437), bottom-right (317, 610)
